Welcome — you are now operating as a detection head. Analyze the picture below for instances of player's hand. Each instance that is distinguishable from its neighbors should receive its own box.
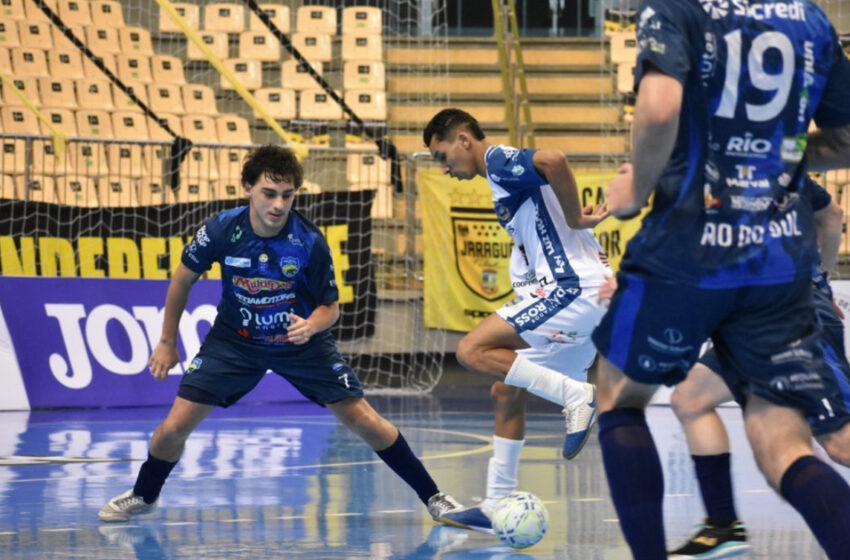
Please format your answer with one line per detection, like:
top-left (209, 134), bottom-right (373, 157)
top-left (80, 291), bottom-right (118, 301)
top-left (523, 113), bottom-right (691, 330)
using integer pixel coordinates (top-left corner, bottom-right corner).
top-left (833, 299), bottom-right (845, 320)
top-left (578, 202), bottom-right (610, 229)
top-left (149, 341), bottom-right (179, 380)
top-left (598, 275), bottom-right (617, 307)
top-left (287, 314), bottom-right (317, 345)
top-left (606, 163), bottom-right (642, 219)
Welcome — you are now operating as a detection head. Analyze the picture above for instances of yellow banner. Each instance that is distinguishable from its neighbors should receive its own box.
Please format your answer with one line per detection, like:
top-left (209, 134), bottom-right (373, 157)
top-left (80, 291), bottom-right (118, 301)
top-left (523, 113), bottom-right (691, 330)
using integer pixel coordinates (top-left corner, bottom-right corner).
top-left (421, 168), bottom-right (647, 332)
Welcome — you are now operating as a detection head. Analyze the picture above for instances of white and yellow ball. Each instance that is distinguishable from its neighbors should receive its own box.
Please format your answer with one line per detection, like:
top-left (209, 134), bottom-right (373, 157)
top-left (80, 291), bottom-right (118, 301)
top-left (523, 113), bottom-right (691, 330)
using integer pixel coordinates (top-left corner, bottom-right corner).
top-left (491, 491), bottom-right (549, 549)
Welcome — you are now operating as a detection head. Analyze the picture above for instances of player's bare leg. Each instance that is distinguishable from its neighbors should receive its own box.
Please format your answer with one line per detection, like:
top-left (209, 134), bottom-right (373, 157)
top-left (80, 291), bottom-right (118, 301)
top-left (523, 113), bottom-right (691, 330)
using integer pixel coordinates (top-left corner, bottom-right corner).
top-left (816, 424), bottom-right (850, 466)
top-left (150, 397), bottom-right (215, 461)
top-left (670, 364), bottom-right (733, 456)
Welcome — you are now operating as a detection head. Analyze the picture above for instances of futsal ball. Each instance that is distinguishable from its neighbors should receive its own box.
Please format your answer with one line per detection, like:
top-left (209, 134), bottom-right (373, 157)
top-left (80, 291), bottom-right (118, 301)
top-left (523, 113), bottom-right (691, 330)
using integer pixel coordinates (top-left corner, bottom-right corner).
top-left (491, 491), bottom-right (549, 549)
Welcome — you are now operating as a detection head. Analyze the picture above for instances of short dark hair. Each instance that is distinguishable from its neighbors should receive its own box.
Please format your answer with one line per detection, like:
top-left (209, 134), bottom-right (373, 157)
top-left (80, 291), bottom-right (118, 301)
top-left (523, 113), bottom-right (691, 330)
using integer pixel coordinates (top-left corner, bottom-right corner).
top-left (241, 144), bottom-right (303, 188)
top-left (423, 108), bottom-right (485, 147)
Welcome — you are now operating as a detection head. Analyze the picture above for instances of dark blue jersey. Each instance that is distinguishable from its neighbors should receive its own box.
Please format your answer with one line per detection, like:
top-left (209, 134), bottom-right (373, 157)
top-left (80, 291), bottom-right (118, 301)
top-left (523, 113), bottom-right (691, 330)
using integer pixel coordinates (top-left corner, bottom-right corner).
top-left (181, 206), bottom-right (338, 349)
top-left (623, 0), bottom-right (850, 287)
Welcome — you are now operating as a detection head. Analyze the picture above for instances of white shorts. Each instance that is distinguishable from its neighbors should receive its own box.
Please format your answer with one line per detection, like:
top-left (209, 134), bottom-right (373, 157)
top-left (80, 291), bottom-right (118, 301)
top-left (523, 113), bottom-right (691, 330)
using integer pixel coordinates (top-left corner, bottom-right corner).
top-left (497, 285), bottom-right (605, 380)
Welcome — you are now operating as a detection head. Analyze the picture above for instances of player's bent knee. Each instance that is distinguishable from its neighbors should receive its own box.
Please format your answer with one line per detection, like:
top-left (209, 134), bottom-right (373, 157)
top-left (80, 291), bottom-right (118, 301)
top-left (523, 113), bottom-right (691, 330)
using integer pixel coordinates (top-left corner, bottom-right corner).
top-left (670, 386), bottom-right (701, 421)
top-left (455, 336), bottom-right (481, 370)
top-left (490, 382), bottom-right (522, 404)
top-left (818, 428), bottom-right (850, 468)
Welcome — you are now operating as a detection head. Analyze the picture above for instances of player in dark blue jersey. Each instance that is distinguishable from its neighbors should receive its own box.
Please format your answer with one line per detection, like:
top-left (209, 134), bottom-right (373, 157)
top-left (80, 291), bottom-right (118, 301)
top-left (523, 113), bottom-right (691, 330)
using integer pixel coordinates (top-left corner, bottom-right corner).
top-left (99, 145), bottom-right (462, 524)
top-left (590, 1), bottom-right (850, 558)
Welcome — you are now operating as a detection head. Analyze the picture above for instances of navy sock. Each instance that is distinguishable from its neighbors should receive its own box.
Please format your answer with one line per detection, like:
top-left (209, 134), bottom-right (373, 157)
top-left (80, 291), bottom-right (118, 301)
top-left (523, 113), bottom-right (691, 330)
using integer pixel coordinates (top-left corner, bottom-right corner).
top-left (598, 409), bottom-right (666, 560)
top-left (133, 452), bottom-right (178, 504)
top-left (692, 453), bottom-right (738, 526)
top-left (780, 455), bottom-right (850, 559)
top-left (375, 432), bottom-right (439, 504)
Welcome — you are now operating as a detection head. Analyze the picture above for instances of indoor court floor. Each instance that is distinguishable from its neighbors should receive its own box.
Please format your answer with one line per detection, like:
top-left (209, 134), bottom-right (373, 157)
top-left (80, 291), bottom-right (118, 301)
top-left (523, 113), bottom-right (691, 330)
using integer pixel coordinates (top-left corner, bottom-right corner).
top-left (0, 390), bottom-right (843, 559)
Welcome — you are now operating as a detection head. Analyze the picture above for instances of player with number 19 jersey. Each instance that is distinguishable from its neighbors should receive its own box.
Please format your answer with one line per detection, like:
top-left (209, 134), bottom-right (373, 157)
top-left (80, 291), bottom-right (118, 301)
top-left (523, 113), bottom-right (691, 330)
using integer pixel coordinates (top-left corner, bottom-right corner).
top-left (623, 0), bottom-right (850, 287)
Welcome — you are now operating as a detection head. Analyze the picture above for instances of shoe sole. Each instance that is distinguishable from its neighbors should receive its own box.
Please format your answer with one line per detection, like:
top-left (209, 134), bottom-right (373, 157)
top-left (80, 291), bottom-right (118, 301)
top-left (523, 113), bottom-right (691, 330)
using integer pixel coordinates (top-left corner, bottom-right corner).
top-left (98, 506), bottom-right (158, 523)
top-left (438, 516), bottom-right (495, 535)
top-left (563, 407), bottom-right (597, 460)
top-left (669, 542), bottom-right (751, 559)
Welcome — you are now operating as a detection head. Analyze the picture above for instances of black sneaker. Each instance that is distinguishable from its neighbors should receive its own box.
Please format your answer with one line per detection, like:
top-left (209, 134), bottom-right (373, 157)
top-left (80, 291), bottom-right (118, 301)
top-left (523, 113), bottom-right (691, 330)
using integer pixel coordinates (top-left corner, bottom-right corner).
top-left (668, 519), bottom-right (750, 559)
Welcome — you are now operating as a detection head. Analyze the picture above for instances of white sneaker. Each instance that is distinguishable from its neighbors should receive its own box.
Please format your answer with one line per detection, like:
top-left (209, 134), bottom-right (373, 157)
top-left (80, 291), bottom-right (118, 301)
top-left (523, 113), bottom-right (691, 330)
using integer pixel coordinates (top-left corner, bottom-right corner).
top-left (562, 383), bottom-right (597, 459)
top-left (426, 492), bottom-right (463, 522)
top-left (98, 489), bottom-right (158, 523)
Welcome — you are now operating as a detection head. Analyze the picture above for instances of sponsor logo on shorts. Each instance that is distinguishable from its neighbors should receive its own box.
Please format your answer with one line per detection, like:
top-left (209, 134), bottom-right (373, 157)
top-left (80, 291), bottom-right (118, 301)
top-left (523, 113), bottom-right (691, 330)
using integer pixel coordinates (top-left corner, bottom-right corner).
top-left (186, 357), bottom-right (202, 373)
top-left (769, 372), bottom-right (824, 392)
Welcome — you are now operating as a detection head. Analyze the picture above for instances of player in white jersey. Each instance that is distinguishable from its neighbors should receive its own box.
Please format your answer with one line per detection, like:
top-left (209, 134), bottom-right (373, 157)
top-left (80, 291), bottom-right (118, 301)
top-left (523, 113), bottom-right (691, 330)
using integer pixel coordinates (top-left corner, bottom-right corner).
top-left (423, 109), bottom-right (612, 532)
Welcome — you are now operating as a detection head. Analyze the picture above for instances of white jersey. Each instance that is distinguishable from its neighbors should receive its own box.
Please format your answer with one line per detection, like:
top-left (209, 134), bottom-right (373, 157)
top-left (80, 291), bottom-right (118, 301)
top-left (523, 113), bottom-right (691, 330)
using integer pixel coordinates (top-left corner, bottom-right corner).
top-left (485, 145), bottom-right (610, 297)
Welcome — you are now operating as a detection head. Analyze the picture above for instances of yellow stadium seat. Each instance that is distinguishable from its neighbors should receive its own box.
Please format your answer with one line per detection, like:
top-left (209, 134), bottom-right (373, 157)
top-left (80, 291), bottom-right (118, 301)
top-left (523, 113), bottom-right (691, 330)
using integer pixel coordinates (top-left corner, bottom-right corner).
top-left (119, 27), bottom-right (154, 57)
top-left (181, 114), bottom-right (218, 142)
top-left (296, 6), bottom-right (336, 35)
top-left (343, 61), bottom-right (385, 91)
top-left (215, 179), bottom-right (244, 200)
top-left (350, 182), bottom-right (392, 219)
top-left (39, 107), bottom-right (77, 136)
top-left (216, 146), bottom-right (248, 183)
top-left (0, 0), bottom-right (24, 20)
top-left (346, 153), bottom-right (390, 184)
top-left (50, 24), bottom-right (84, 49)
top-left (238, 31), bottom-right (280, 61)
top-left (176, 179), bottom-right (213, 203)
top-left (85, 26), bottom-right (121, 57)
top-left (181, 84), bottom-right (218, 115)
top-left (617, 61), bottom-right (635, 95)
top-left (254, 87), bottom-right (295, 120)
top-left (0, 139), bottom-right (26, 174)
top-left (112, 82), bottom-right (149, 113)
top-left (249, 3), bottom-right (289, 33)
top-left (98, 177), bottom-right (138, 207)
top-left (341, 6), bottom-right (381, 35)
top-left (11, 47), bottom-right (49, 77)
top-left (148, 83), bottom-right (184, 115)
top-left (141, 143), bottom-right (167, 178)
top-left (32, 140), bottom-right (75, 176)
top-left (38, 77), bottom-right (76, 109)
top-left (1, 105), bottom-right (38, 133)
top-left (187, 31), bottom-right (228, 61)
top-left (291, 33), bottom-right (331, 62)
top-left (146, 113), bottom-right (183, 141)
top-left (160, 3), bottom-right (199, 33)
top-left (181, 148), bottom-right (219, 181)
top-left (0, 174), bottom-right (18, 199)
top-left (203, 3), bottom-right (245, 32)
top-left (281, 59), bottom-right (322, 91)
top-left (75, 78), bottom-right (114, 110)
top-left (89, 0), bottom-right (124, 27)
top-left (0, 18), bottom-right (19, 47)
top-left (0, 46), bottom-right (10, 74)
top-left (609, 32), bottom-right (637, 65)
top-left (151, 55), bottom-right (185, 85)
top-left (341, 34), bottom-right (382, 62)
top-left (112, 110), bottom-right (150, 139)
top-left (57, 0), bottom-right (91, 26)
top-left (23, 0), bottom-right (56, 24)
top-left (19, 21), bottom-right (51, 50)
top-left (19, 175), bottom-right (58, 203)
top-left (76, 109), bottom-right (113, 137)
top-left (47, 48), bottom-right (84, 79)
top-left (117, 55), bottom-right (152, 84)
top-left (298, 89), bottom-right (342, 121)
top-left (221, 59), bottom-right (262, 90)
top-left (57, 176), bottom-right (98, 206)
top-left (83, 53), bottom-right (116, 78)
top-left (216, 114), bottom-right (251, 144)
top-left (2, 76), bottom-right (39, 106)
top-left (343, 90), bottom-right (386, 121)
top-left (69, 141), bottom-right (110, 176)
top-left (137, 176), bottom-right (176, 205)
top-left (108, 144), bottom-right (146, 177)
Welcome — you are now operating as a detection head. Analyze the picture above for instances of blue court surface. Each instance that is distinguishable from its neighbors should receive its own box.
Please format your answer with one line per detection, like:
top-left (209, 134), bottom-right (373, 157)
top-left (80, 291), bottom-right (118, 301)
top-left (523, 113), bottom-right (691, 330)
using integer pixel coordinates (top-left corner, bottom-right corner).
top-left (0, 393), bottom-right (843, 559)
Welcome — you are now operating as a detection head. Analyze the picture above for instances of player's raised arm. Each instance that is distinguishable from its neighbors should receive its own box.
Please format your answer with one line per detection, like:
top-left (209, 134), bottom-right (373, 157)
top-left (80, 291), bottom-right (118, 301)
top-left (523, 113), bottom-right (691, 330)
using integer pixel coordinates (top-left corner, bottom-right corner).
top-left (533, 149), bottom-right (609, 229)
top-left (149, 263), bottom-right (201, 380)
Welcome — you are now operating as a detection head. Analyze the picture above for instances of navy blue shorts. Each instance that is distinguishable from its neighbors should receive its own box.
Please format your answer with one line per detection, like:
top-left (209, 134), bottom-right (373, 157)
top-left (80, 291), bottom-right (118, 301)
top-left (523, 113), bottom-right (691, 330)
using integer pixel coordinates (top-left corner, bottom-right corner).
top-left (698, 287), bottom-right (850, 435)
top-left (177, 331), bottom-right (364, 408)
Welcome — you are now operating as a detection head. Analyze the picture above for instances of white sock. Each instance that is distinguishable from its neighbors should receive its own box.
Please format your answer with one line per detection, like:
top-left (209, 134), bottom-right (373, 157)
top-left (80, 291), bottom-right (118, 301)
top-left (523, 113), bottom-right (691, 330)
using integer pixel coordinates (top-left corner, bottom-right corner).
top-left (482, 435), bottom-right (525, 513)
top-left (504, 353), bottom-right (587, 407)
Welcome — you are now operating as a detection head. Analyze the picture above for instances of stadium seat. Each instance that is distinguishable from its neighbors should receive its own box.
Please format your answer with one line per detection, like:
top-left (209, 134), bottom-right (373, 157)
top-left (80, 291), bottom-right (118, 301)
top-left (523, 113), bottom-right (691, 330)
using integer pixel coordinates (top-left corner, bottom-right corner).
top-left (617, 61), bottom-right (635, 95)
top-left (2, 76), bottom-right (40, 106)
top-left (2, 105), bottom-right (40, 133)
top-left (341, 6), bottom-right (382, 35)
top-left (148, 84), bottom-right (185, 115)
top-left (0, 174), bottom-right (18, 200)
top-left (39, 107), bottom-right (77, 136)
top-left (146, 113), bottom-right (183, 141)
top-left (341, 34), bottom-right (382, 62)
top-left (350, 182), bottom-right (392, 219)
top-left (253, 87), bottom-right (295, 120)
top-left (23, 0), bottom-right (56, 24)
top-left (609, 32), bottom-right (637, 64)
top-left (11, 47), bottom-right (49, 77)
top-left (108, 143), bottom-right (146, 177)
top-left (137, 176), bottom-right (176, 205)
top-left (238, 31), bottom-right (280, 61)
top-left (0, 139), bottom-right (25, 174)
top-left (187, 31), bottom-right (228, 61)
top-left (181, 148), bottom-right (219, 181)
top-left (181, 84), bottom-right (218, 115)
top-left (47, 48), bottom-right (85, 79)
top-left (31, 140), bottom-right (75, 176)
top-left (38, 77), bottom-right (77, 109)
top-left (117, 55), bottom-right (152, 84)
top-left (19, 175), bottom-right (58, 204)
top-left (69, 139), bottom-right (110, 177)
top-left (298, 89), bottom-right (342, 121)
top-left (291, 33), bottom-right (331, 62)
top-left (0, 18), bottom-right (19, 47)
top-left (215, 114), bottom-right (251, 144)
top-left (112, 82), bottom-right (149, 113)
top-left (112, 110), bottom-right (149, 139)
top-left (83, 53), bottom-right (117, 78)
top-left (98, 177), bottom-right (139, 207)
top-left (141, 143), bottom-right (168, 178)
top-left (119, 27), bottom-right (154, 57)
top-left (249, 4), bottom-right (289, 33)
top-left (0, 46), bottom-right (10, 73)
top-left (346, 153), bottom-right (390, 185)
top-left (75, 78), bottom-right (114, 110)
top-left (281, 59), bottom-right (322, 91)
top-left (296, 6), bottom-right (336, 35)
top-left (215, 179), bottom-right (243, 201)
top-left (343, 90), bottom-right (386, 121)
top-left (221, 59), bottom-right (262, 90)
top-left (343, 61), bottom-right (385, 91)
top-left (19, 21), bottom-right (51, 50)
top-left (203, 3), bottom-right (245, 33)
top-left (56, 176), bottom-right (98, 206)
top-left (0, 0), bottom-right (25, 21)
top-left (181, 114), bottom-right (218, 142)
top-left (76, 109), bottom-right (114, 135)
top-left (85, 26), bottom-right (121, 56)
top-left (160, 3), bottom-right (200, 33)
top-left (151, 55), bottom-right (185, 85)
top-left (175, 179), bottom-right (213, 203)
top-left (50, 23), bottom-right (83, 50)
top-left (216, 146), bottom-right (248, 183)
top-left (89, 0), bottom-right (124, 27)
top-left (57, 0), bottom-right (91, 26)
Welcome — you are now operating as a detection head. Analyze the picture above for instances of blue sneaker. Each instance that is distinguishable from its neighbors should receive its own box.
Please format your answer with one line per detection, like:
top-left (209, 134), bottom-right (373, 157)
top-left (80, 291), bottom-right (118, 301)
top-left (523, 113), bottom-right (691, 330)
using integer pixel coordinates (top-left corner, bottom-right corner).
top-left (562, 383), bottom-right (597, 459)
top-left (440, 505), bottom-right (494, 534)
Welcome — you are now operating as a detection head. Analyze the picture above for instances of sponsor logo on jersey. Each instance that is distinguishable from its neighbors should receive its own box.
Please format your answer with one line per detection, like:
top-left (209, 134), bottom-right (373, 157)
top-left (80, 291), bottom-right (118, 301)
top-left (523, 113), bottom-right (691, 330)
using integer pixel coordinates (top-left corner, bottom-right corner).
top-left (700, 0), bottom-right (728, 19)
top-left (258, 253), bottom-right (269, 274)
top-left (232, 276), bottom-right (293, 294)
top-left (725, 134), bottom-right (772, 159)
top-left (699, 210), bottom-right (803, 247)
top-left (230, 226), bottom-right (243, 243)
top-left (280, 256), bottom-right (300, 277)
top-left (238, 307), bottom-right (293, 331)
top-left (726, 164), bottom-right (770, 188)
top-left (781, 135), bottom-right (806, 163)
top-left (225, 256), bottom-right (251, 268)
top-left (195, 225), bottom-right (210, 247)
top-left (799, 42), bottom-right (815, 122)
top-left (704, 184), bottom-right (723, 211)
top-left (730, 195), bottom-right (773, 212)
top-left (234, 292), bottom-right (296, 306)
top-left (730, 0), bottom-right (806, 22)
top-left (511, 165), bottom-right (525, 176)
